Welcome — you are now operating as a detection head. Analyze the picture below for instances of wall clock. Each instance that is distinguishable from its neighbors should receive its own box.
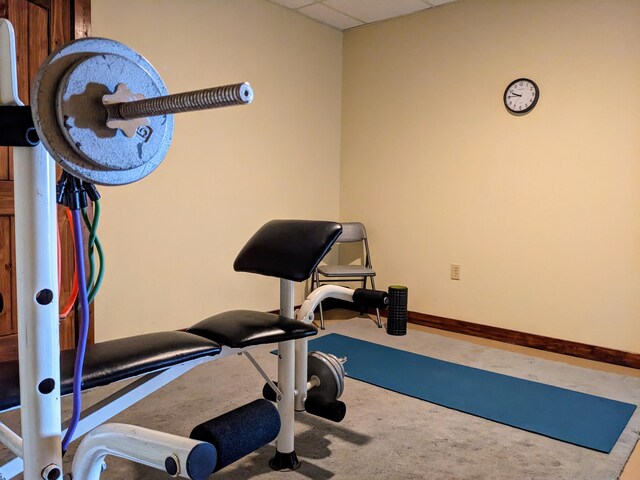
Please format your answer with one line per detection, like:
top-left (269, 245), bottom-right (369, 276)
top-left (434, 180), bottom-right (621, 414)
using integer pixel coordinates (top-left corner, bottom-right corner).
top-left (504, 78), bottom-right (539, 114)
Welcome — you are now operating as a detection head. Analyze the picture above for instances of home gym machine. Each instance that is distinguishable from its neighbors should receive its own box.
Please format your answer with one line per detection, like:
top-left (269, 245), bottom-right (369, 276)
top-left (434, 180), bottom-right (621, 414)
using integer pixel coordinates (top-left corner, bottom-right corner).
top-left (0, 19), bottom-right (389, 479)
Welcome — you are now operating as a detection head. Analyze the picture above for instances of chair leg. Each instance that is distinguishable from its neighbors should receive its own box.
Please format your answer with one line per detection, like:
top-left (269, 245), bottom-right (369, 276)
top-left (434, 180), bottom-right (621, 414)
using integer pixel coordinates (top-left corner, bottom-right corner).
top-left (370, 277), bottom-right (383, 328)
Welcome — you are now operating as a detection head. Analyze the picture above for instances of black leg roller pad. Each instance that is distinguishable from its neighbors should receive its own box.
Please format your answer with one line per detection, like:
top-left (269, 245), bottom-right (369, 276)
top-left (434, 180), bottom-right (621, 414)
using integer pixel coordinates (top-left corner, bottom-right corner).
top-left (352, 288), bottom-right (389, 309)
top-left (189, 399), bottom-right (280, 473)
top-left (178, 442), bottom-right (217, 480)
top-left (305, 395), bottom-right (347, 423)
top-left (262, 382), bottom-right (279, 403)
top-left (263, 382), bottom-right (347, 423)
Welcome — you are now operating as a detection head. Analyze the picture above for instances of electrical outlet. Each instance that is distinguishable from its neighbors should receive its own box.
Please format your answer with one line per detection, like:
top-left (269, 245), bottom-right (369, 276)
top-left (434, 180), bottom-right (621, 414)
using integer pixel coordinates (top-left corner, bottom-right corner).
top-left (451, 264), bottom-right (461, 281)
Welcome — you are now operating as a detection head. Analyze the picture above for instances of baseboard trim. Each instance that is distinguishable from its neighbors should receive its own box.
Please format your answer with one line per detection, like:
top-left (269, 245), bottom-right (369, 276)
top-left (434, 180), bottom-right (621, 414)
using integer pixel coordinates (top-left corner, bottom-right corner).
top-left (406, 311), bottom-right (640, 369)
top-left (270, 300), bottom-right (639, 369)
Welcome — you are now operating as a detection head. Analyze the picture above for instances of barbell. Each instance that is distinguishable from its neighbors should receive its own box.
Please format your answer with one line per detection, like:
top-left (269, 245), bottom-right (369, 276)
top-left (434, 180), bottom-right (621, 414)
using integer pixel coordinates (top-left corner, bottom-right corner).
top-left (31, 37), bottom-right (253, 186)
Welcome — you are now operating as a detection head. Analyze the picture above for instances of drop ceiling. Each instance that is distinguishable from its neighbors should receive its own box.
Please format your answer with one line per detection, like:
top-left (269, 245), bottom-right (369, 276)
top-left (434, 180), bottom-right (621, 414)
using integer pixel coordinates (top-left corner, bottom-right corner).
top-left (267, 0), bottom-right (457, 30)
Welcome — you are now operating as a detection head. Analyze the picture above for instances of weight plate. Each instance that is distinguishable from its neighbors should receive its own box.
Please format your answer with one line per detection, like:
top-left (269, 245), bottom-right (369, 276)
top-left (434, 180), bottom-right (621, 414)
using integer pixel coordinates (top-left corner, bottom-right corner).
top-left (56, 53), bottom-right (166, 171)
top-left (32, 37), bottom-right (174, 185)
top-left (308, 351), bottom-right (341, 401)
top-left (327, 353), bottom-right (345, 398)
top-left (325, 353), bottom-right (345, 398)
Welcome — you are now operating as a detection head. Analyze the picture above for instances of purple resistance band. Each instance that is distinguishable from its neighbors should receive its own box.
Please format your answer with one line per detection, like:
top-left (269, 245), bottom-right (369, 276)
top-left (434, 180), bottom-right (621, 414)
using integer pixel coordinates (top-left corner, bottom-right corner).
top-left (61, 209), bottom-right (91, 453)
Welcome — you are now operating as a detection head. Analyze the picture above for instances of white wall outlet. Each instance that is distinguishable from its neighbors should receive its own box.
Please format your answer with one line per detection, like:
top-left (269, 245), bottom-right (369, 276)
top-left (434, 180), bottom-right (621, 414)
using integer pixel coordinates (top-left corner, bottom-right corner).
top-left (451, 264), bottom-right (461, 280)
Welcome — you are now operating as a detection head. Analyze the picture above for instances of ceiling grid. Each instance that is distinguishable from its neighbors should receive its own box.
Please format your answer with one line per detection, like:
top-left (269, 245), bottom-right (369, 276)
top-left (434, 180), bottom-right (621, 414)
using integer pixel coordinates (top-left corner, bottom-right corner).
top-left (267, 0), bottom-right (457, 30)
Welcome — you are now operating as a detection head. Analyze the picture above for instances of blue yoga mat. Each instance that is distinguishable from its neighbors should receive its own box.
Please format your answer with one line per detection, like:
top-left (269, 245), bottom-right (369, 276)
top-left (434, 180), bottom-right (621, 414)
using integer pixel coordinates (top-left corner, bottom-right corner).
top-left (305, 333), bottom-right (636, 453)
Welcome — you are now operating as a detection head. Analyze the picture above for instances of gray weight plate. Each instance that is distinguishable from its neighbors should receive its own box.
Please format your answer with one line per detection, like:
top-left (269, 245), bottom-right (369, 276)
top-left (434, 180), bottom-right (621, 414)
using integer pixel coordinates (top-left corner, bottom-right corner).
top-left (56, 53), bottom-right (166, 171)
top-left (308, 351), bottom-right (341, 401)
top-left (325, 353), bottom-right (345, 398)
top-left (32, 37), bottom-right (174, 186)
top-left (324, 354), bottom-right (344, 398)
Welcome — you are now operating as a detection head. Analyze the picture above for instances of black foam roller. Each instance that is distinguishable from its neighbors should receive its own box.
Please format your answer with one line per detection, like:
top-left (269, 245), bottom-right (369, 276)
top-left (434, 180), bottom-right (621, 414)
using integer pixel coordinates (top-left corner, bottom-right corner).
top-left (387, 285), bottom-right (408, 336)
top-left (190, 399), bottom-right (281, 472)
top-left (353, 288), bottom-right (389, 309)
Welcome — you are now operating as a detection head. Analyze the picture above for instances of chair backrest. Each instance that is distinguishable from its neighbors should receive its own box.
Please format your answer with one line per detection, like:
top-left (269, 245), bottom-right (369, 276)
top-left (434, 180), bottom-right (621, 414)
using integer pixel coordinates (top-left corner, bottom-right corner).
top-left (337, 222), bottom-right (367, 243)
top-left (336, 222), bottom-right (372, 268)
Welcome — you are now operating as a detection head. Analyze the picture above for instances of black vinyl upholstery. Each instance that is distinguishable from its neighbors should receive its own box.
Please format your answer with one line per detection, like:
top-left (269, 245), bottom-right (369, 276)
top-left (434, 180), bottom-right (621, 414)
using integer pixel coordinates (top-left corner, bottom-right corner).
top-left (234, 220), bottom-right (342, 282)
top-left (187, 310), bottom-right (317, 348)
top-left (0, 331), bottom-right (221, 412)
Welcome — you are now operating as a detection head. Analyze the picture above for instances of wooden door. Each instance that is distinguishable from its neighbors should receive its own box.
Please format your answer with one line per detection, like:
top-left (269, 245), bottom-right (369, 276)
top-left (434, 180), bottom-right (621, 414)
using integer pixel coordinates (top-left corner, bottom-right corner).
top-left (0, 0), bottom-right (91, 361)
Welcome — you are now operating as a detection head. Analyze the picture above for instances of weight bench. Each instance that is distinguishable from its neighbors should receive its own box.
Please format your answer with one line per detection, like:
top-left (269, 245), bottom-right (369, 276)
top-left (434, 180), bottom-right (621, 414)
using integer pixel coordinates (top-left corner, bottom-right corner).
top-left (0, 219), bottom-right (341, 479)
top-left (187, 219), bottom-right (341, 471)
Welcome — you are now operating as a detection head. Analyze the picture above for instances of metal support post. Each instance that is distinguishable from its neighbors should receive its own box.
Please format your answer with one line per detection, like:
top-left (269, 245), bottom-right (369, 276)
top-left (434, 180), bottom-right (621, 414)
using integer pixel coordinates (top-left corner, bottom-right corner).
top-left (2, 17), bottom-right (63, 479)
top-left (294, 338), bottom-right (308, 412)
top-left (269, 278), bottom-right (300, 470)
top-left (14, 143), bottom-right (63, 479)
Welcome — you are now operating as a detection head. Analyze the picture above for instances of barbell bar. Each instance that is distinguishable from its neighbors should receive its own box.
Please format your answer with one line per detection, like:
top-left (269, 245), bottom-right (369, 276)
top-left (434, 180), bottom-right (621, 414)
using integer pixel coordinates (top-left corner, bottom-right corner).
top-left (109, 82), bottom-right (253, 121)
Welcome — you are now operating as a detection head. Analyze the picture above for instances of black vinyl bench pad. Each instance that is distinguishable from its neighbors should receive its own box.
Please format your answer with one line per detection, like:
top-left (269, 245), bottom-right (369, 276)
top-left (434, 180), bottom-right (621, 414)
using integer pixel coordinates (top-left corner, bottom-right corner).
top-left (187, 310), bottom-right (317, 348)
top-left (234, 220), bottom-right (342, 282)
top-left (0, 309), bottom-right (317, 412)
top-left (0, 331), bottom-right (221, 412)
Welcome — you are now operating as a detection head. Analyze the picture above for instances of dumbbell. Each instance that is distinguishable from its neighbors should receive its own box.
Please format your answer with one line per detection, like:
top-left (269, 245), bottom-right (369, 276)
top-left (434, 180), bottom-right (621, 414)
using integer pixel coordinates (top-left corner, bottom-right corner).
top-left (263, 351), bottom-right (347, 422)
top-left (31, 37), bottom-right (253, 186)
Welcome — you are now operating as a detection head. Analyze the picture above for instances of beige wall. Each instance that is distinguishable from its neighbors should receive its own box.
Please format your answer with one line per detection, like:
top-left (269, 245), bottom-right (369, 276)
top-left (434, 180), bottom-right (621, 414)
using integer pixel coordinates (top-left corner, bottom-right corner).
top-left (91, 0), bottom-right (343, 340)
top-left (341, 0), bottom-right (640, 352)
top-left (91, 0), bottom-right (640, 353)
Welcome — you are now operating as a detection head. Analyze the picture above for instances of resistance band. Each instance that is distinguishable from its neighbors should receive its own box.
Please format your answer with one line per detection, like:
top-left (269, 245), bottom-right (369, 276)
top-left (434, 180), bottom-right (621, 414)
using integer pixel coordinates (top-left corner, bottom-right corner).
top-left (59, 208), bottom-right (78, 319)
top-left (82, 200), bottom-right (105, 303)
top-left (58, 201), bottom-right (105, 318)
top-left (61, 209), bottom-right (91, 453)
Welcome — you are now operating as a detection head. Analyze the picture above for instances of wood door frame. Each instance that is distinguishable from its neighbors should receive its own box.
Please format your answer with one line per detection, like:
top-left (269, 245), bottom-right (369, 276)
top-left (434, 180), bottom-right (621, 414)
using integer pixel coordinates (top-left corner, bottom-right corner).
top-left (0, 0), bottom-right (92, 362)
top-left (73, 0), bottom-right (89, 39)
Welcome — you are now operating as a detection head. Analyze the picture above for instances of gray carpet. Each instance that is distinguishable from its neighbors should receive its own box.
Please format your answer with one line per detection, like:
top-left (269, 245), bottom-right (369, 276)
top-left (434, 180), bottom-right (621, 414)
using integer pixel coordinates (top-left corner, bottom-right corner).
top-left (2, 313), bottom-right (639, 479)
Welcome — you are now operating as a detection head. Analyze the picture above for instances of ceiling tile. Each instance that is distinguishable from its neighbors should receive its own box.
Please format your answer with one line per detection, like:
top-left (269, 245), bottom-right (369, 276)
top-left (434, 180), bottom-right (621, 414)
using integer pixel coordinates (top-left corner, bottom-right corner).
top-left (268, 0), bottom-right (315, 8)
top-left (324, 0), bottom-right (429, 23)
top-left (298, 3), bottom-right (364, 30)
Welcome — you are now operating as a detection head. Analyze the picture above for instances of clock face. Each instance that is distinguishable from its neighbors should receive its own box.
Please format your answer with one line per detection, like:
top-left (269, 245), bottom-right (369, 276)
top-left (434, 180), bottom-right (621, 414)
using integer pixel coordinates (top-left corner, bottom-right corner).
top-left (504, 78), bottom-right (539, 114)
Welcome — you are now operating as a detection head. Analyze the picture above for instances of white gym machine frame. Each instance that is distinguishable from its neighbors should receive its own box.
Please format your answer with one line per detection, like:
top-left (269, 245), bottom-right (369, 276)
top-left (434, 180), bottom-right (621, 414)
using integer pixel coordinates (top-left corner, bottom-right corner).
top-left (0, 18), bottom-right (364, 479)
top-left (0, 279), bottom-right (356, 479)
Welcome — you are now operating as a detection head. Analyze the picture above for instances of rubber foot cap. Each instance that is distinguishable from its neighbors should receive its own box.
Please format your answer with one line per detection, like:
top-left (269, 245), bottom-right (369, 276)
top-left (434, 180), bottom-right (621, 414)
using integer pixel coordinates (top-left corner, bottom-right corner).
top-left (269, 450), bottom-right (301, 471)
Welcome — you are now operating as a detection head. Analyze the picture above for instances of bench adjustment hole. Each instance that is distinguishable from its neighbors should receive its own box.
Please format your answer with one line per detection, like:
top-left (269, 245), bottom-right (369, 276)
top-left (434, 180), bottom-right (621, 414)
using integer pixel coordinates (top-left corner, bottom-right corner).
top-left (38, 378), bottom-right (55, 395)
top-left (35, 289), bottom-right (54, 305)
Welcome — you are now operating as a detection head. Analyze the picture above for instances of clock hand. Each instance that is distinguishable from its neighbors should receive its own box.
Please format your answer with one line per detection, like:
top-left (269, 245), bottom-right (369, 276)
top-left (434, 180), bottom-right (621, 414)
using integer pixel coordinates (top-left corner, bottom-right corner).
top-left (509, 92), bottom-right (522, 98)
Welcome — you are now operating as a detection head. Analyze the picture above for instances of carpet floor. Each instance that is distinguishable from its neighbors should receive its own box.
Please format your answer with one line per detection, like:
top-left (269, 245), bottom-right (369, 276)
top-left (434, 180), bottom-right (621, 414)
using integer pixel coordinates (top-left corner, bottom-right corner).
top-left (2, 311), bottom-right (639, 479)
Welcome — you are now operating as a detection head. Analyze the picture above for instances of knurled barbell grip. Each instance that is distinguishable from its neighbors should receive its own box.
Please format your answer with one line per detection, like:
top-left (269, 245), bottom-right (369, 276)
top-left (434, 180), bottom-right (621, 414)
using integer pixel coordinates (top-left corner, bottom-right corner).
top-left (115, 82), bottom-right (253, 120)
